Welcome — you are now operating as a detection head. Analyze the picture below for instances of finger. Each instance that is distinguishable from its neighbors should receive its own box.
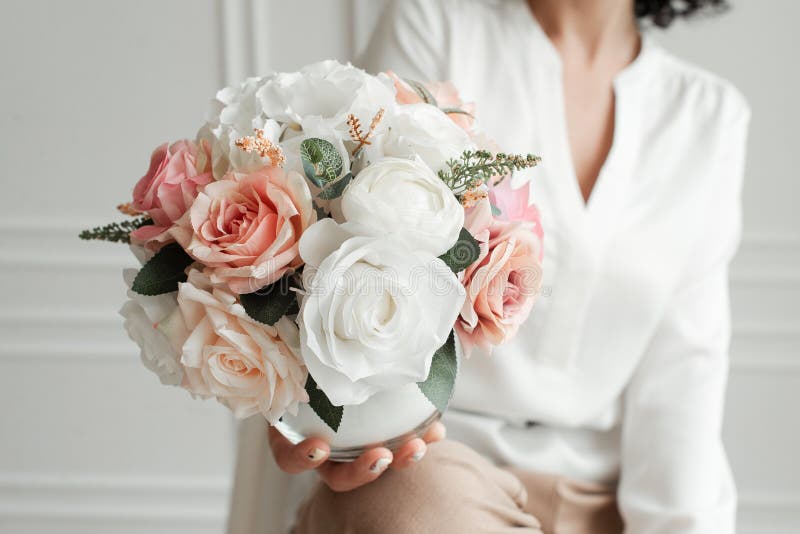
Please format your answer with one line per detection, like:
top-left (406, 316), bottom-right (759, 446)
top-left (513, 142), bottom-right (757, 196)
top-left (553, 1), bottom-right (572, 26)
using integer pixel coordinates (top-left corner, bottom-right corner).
top-left (423, 421), bottom-right (446, 444)
top-left (389, 438), bottom-right (427, 470)
top-left (268, 427), bottom-right (330, 474)
top-left (317, 447), bottom-right (393, 492)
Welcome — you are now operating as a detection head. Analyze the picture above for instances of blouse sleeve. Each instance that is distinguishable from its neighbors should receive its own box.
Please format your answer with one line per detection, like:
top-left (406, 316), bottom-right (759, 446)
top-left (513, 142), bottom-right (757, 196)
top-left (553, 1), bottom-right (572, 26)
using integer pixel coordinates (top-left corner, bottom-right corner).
top-left (356, 0), bottom-right (450, 81)
top-left (618, 103), bottom-right (751, 533)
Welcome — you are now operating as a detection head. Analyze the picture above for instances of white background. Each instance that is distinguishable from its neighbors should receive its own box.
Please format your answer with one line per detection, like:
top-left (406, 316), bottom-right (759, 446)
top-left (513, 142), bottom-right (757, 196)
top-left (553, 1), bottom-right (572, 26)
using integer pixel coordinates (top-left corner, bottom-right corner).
top-left (0, 1), bottom-right (797, 533)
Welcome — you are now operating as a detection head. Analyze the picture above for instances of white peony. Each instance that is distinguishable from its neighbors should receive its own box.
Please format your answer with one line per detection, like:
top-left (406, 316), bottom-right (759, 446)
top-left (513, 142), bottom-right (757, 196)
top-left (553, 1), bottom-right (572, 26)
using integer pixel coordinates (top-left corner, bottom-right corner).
top-left (255, 60), bottom-right (396, 138)
top-left (120, 268), bottom-right (188, 386)
top-left (198, 76), bottom-right (283, 178)
top-left (366, 103), bottom-right (472, 173)
top-left (341, 156), bottom-right (464, 256)
top-left (297, 219), bottom-right (465, 406)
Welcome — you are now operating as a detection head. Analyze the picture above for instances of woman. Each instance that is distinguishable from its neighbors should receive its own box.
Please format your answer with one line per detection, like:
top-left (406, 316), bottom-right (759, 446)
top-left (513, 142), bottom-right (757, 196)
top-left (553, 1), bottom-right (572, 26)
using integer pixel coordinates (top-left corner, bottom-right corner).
top-left (227, 0), bottom-right (749, 532)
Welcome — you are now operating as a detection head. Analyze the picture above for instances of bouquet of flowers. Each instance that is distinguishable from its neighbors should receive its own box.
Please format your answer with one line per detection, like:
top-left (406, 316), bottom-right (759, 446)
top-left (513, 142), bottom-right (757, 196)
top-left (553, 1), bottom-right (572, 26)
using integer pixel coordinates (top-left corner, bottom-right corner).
top-left (81, 61), bottom-right (543, 457)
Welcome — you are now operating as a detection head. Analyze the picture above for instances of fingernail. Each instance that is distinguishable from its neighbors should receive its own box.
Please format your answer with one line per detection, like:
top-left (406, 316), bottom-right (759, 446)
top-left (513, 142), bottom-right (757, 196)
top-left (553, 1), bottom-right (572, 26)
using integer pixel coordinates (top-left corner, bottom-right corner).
top-left (411, 449), bottom-right (426, 462)
top-left (369, 457), bottom-right (392, 474)
top-left (307, 448), bottom-right (327, 462)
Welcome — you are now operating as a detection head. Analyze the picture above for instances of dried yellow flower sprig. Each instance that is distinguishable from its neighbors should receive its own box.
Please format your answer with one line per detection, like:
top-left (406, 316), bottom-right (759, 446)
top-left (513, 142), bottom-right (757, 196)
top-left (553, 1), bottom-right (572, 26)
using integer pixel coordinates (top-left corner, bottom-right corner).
top-left (460, 188), bottom-right (488, 208)
top-left (117, 202), bottom-right (143, 216)
top-left (347, 108), bottom-right (385, 155)
top-left (235, 128), bottom-right (286, 167)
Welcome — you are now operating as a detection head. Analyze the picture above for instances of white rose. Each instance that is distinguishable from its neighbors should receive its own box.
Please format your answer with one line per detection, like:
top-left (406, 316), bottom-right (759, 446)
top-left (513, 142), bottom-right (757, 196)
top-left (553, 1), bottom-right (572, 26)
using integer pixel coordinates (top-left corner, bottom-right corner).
top-left (341, 156), bottom-right (464, 256)
top-left (297, 219), bottom-right (465, 406)
top-left (120, 268), bottom-right (188, 386)
top-left (177, 270), bottom-right (308, 423)
top-left (367, 103), bottom-right (472, 173)
top-left (256, 60), bottom-right (396, 137)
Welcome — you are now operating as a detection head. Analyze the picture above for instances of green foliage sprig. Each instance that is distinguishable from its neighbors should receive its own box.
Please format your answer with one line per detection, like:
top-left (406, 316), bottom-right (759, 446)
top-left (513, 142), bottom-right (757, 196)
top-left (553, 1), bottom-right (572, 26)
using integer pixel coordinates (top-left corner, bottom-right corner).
top-left (438, 150), bottom-right (542, 197)
top-left (79, 217), bottom-right (153, 244)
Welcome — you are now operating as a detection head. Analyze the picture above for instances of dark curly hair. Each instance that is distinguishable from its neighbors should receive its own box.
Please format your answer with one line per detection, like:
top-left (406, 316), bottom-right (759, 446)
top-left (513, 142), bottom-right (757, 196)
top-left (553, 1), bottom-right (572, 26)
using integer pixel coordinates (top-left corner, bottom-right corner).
top-left (635, 0), bottom-right (729, 28)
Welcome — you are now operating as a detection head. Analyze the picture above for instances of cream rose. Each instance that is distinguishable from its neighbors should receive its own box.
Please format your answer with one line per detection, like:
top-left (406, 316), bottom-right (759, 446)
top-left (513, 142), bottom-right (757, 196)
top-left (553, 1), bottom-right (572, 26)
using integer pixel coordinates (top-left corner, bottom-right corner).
top-left (171, 166), bottom-right (316, 294)
top-left (177, 270), bottom-right (307, 423)
top-left (297, 219), bottom-right (465, 406)
top-left (340, 157), bottom-right (464, 256)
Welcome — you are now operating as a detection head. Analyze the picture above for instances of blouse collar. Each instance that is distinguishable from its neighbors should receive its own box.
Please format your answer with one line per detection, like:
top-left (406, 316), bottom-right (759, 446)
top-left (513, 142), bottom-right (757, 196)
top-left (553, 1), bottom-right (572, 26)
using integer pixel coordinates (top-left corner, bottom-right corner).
top-left (513, 0), bottom-right (657, 87)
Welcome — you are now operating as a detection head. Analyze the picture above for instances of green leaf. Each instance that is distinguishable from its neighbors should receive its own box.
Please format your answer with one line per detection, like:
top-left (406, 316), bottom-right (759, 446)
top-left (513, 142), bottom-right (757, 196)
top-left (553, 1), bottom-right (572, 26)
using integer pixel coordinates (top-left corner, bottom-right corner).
top-left (438, 228), bottom-right (480, 273)
top-left (131, 243), bottom-right (194, 295)
top-left (305, 374), bottom-right (343, 432)
top-left (437, 150), bottom-right (541, 196)
top-left (403, 78), bottom-right (438, 106)
top-left (440, 107), bottom-right (474, 118)
top-left (317, 172), bottom-right (352, 200)
top-left (417, 331), bottom-right (458, 413)
top-left (312, 201), bottom-right (329, 220)
top-left (490, 204), bottom-right (502, 216)
top-left (240, 275), bottom-right (296, 326)
top-left (300, 138), bottom-right (343, 187)
top-left (79, 216), bottom-right (153, 244)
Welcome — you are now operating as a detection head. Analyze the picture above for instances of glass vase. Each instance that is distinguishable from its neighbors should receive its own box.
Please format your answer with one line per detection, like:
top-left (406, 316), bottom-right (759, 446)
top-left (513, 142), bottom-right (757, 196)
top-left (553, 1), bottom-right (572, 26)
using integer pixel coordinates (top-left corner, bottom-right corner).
top-left (274, 340), bottom-right (461, 461)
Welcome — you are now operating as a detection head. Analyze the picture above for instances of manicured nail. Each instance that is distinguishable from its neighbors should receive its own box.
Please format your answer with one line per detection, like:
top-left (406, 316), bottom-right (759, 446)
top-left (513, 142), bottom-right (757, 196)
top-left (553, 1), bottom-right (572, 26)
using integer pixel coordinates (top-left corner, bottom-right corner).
top-left (411, 449), bottom-right (426, 462)
top-left (307, 448), bottom-right (327, 462)
top-left (369, 457), bottom-right (392, 473)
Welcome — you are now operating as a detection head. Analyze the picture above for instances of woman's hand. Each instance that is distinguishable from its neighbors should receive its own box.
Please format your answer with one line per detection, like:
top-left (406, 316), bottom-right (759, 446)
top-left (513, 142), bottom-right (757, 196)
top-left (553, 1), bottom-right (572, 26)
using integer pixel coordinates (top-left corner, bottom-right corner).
top-left (268, 422), bottom-right (447, 492)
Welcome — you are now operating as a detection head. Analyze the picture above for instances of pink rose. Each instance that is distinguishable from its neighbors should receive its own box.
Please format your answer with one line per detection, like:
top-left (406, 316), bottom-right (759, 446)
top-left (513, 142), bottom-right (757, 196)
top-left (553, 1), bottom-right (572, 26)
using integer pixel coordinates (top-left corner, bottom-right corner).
top-left (177, 270), bottom-right (307, 423)
top-left (130, 140), bottom-right (213, 244)
top-left (489, 179), bottom-right (544, 243)
top-left (385, 71), bottom-right (476, 132)
top-left (456, 198), bottom-right (543, 356)
top-left (171, 166), bottom-right (316, 294)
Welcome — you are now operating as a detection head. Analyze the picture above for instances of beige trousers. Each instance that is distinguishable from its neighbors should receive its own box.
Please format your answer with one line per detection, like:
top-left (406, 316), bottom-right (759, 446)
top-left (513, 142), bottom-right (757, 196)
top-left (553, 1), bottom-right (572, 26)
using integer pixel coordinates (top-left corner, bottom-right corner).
top-left (293, 440), bottom-right (623, 533)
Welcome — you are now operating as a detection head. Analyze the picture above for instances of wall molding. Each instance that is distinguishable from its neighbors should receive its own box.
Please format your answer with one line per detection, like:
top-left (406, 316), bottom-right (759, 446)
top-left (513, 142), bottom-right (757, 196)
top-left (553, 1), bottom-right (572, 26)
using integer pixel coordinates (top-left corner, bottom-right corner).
top-left (0, 473), bottom-right (795, 530)
top-left (0, 473), bottom-right (229, 524)
top-left (1, 224), bottom-right (798, 372)
top-left (2, 220), bottom-right (798, 273)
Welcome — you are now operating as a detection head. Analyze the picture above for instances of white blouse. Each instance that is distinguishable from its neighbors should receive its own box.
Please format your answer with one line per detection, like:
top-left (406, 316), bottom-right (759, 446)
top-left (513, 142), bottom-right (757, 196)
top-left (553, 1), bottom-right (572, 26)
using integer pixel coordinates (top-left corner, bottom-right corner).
top-left (358, 0), bottom-right (750, 532)
top-left (226, 2), bottom-right (751, 533)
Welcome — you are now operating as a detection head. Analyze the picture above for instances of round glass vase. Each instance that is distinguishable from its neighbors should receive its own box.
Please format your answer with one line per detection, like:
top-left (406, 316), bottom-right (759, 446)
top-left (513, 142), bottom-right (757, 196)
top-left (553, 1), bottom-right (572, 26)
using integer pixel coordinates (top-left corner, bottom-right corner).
top-left (274, 336), bottom-right (461, 461)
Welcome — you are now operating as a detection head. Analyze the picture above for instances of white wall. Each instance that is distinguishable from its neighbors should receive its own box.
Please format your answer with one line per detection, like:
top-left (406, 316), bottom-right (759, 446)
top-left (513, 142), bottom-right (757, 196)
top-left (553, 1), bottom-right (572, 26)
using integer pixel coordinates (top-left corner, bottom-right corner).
top-left (649, 3), bottom-right (800, 532)
top-left (0, 1), bottom-right (797, 533)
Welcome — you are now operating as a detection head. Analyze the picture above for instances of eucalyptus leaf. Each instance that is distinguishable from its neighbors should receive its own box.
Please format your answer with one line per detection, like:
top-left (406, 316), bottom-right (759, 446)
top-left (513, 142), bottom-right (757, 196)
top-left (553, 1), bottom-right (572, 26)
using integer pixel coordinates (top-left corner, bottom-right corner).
top-left (300, 138), bottom-right (343, 187)
top-left (403, 78), bottom-right (438, 107)
top-left (417, 331), bottom-right (457, 413)
top-left (305, 374), bottom-right (343, 432)
top-left (240, 275), bottom-right (296, 326)
top-left (438, 227), bottom-right (480, 273)
top-left (318, 172), bottom-right (352, 200)
top-left (440, 107), bottom-right (475, 118)
top-left (131, 243), bottom-right (194, 296)
top-left (312, 201), bottom-right (329, 220)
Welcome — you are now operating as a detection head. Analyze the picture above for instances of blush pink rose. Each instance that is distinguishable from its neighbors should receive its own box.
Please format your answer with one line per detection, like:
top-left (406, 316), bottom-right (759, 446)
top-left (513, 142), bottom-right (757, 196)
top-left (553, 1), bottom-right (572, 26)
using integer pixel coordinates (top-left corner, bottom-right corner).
top-left (385, 70), bottom-right (476, 132)
top-left (176, 270), bottom-right (308, 423)
top-left (171, 166), bottom-right (316, 294)
top-left (130, 140), bottom-right (213, 244)
top-left (489, 179), bottom-right (545, 244)
top-left (457, 198), bottom-right (543, 356)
